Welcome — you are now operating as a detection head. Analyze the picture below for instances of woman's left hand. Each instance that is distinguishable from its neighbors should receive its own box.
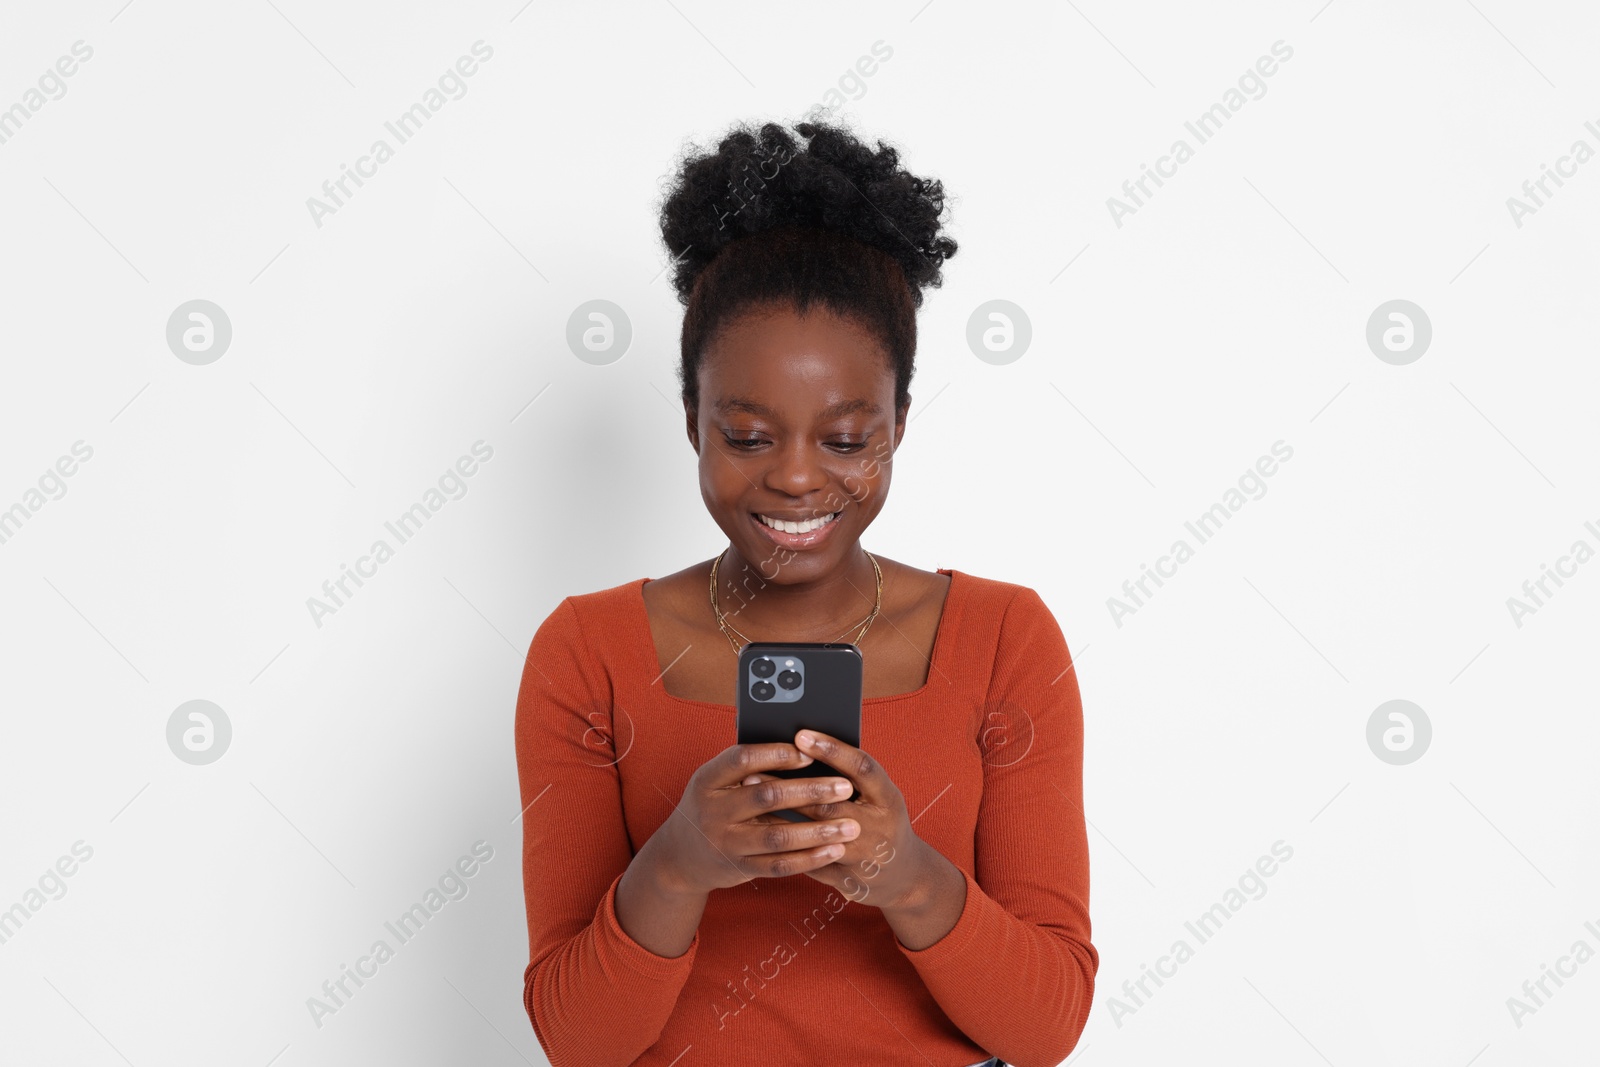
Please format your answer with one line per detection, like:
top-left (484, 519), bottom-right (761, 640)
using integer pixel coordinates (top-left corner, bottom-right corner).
top-left (738, 728), bottom-right (929, 909)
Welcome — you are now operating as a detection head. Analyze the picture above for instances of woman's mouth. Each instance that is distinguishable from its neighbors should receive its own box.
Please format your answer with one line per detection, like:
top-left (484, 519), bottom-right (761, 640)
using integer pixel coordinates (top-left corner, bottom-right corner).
top-left (750, 510), bottom-right (843, 549)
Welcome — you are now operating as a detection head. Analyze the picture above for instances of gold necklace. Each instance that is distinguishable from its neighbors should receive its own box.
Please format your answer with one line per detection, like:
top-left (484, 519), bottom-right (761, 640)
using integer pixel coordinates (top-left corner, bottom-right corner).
top-left (709, 548), bottom-right (883, 655)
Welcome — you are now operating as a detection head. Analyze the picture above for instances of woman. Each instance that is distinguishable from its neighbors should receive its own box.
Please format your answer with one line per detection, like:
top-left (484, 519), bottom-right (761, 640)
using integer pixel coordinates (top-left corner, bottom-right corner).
top-left (515, 119), bottom-right (1096, 1067)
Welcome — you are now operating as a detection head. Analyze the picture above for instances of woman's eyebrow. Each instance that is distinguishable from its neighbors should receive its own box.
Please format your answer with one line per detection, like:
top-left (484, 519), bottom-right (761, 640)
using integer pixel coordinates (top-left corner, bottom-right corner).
top-left (714, 396), bottom-right (881, 419)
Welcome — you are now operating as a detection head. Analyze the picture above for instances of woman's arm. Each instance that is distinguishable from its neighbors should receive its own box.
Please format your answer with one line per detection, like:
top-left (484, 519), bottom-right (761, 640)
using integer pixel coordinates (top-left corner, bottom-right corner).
top-left (514, 598), bottom-right (700, 1067)
top-left (890, 586), bottom-right (1099, 1067)
top-left (876, 843), bottom-right (968, 949)
top-left (613, 834), bottom-right (709, 957)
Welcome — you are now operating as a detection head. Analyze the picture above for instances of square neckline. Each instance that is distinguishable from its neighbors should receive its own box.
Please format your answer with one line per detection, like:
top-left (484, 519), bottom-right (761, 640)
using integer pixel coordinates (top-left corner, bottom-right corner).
top-left (629, 567), bottom-right (963, 708)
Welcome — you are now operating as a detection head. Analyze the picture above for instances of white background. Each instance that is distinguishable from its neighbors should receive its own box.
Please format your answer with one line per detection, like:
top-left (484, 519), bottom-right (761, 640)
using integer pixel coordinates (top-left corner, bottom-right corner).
top-left (1, 1), bottom-right (1596, 1064)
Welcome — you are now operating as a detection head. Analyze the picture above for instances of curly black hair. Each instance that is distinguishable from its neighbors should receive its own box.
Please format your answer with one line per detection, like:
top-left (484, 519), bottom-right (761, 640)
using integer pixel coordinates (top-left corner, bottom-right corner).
top-left (657, 118), bottom-right (958, 414)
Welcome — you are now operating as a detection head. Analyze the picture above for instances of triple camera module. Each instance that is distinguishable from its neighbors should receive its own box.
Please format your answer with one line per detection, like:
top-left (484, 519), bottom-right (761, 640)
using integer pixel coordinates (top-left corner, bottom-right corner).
top-left (747, 654), bottom-right (805, 702)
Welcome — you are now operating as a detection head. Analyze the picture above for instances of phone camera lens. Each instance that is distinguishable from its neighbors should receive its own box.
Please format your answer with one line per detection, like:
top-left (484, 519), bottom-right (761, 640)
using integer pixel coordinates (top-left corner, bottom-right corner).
top-left (752, 680), bottom-right (776, 700)
top-left (777, 670), bottom-right (801, 690)
top-left (751, 657), bottom-right (776, 678)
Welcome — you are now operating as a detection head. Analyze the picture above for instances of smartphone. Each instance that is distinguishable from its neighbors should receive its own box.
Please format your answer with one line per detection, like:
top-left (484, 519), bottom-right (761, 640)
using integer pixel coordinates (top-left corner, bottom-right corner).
top-left (735, 642), bottom-right (863, 823)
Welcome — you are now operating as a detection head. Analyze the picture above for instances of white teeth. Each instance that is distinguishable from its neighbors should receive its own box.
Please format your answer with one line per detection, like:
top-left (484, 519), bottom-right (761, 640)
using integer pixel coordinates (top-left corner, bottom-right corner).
top-left (758, 512), bottom-right (838, 534)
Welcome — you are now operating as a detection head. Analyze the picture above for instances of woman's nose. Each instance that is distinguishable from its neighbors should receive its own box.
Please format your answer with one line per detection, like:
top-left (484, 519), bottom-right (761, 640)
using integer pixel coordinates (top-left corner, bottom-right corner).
top-left (764, 441), bottom-right (827, 495)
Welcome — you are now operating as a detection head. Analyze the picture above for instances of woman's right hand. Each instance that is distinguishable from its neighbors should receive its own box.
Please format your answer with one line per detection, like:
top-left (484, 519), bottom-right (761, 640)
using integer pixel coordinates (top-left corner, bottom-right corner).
top-left (648, 742), bottom-right (862, 896)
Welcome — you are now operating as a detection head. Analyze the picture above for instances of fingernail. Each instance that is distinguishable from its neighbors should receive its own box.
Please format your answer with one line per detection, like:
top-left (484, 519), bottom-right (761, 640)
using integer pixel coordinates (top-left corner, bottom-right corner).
top-left (833, 780), bottom-right (851, 795)
top-left (797, 731), bottom-right (814, 746)
top-left (797, 753), bottom-right (813, 765)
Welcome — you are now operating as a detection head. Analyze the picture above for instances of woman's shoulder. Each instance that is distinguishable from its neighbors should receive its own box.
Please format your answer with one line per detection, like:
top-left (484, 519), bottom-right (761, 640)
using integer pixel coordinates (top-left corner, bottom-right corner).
top-left (944, 567), bottom-right (1049, 613)
top-left (533, 574), bottom-right (649, 638)
top-left (940, 568), bottom-right (1069, 651)
top-left (867, 558), bottom-right (1054, 621)
top-left (567, 574), bottom-right (651, 609)
top-left (939, 571), bottom-right (1078, 701)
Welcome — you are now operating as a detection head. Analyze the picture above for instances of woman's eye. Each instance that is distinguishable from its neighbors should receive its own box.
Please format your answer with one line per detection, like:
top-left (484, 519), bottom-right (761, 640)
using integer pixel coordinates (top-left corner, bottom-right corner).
top-left (720, 434), bottom-right (868, 452)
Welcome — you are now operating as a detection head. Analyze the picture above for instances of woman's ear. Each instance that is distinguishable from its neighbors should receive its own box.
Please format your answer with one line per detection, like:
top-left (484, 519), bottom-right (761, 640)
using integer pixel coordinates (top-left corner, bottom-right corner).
top-left (892, 396), bottom-right (910, 449)
top-left (685, 402), bottom-right (701, 454)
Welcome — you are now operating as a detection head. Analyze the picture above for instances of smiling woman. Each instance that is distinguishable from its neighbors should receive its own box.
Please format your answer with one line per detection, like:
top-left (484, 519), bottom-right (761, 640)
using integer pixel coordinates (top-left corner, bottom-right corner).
top-left (513, 118), bottom-right (1097, 1067)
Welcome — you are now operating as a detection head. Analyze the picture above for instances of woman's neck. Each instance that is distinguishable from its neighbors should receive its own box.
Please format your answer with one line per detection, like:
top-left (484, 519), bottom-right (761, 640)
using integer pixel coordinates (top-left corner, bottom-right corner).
top-left (712, 544), bottom-right (881, 641)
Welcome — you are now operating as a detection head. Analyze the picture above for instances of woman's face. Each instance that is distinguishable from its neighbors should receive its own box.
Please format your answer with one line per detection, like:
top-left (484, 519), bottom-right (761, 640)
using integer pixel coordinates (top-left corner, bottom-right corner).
top-left (688, 301), bottom-right (906, 584)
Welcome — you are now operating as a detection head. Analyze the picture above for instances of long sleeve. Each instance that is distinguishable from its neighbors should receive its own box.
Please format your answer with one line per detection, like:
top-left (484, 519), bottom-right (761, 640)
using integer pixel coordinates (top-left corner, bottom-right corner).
top-left (514, 597), bottom-right (698, 1067)
top-left (895, 586), bottom-right (1098, 1067)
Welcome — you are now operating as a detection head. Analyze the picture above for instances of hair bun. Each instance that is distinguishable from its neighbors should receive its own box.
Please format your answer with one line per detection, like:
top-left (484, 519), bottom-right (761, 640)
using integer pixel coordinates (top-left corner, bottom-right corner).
top-left (658, 118), bottom-right (957, 308)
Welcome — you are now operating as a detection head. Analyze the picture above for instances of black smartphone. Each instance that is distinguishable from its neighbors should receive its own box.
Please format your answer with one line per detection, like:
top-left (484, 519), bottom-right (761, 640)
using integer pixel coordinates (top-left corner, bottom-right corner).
top-left (735, 642), bottom-right (863, 823)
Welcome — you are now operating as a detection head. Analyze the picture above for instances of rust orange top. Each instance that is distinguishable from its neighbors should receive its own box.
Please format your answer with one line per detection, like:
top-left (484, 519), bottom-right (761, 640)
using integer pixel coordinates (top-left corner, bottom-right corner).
top-left (514, 569), bottom-right (1097, 1067)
